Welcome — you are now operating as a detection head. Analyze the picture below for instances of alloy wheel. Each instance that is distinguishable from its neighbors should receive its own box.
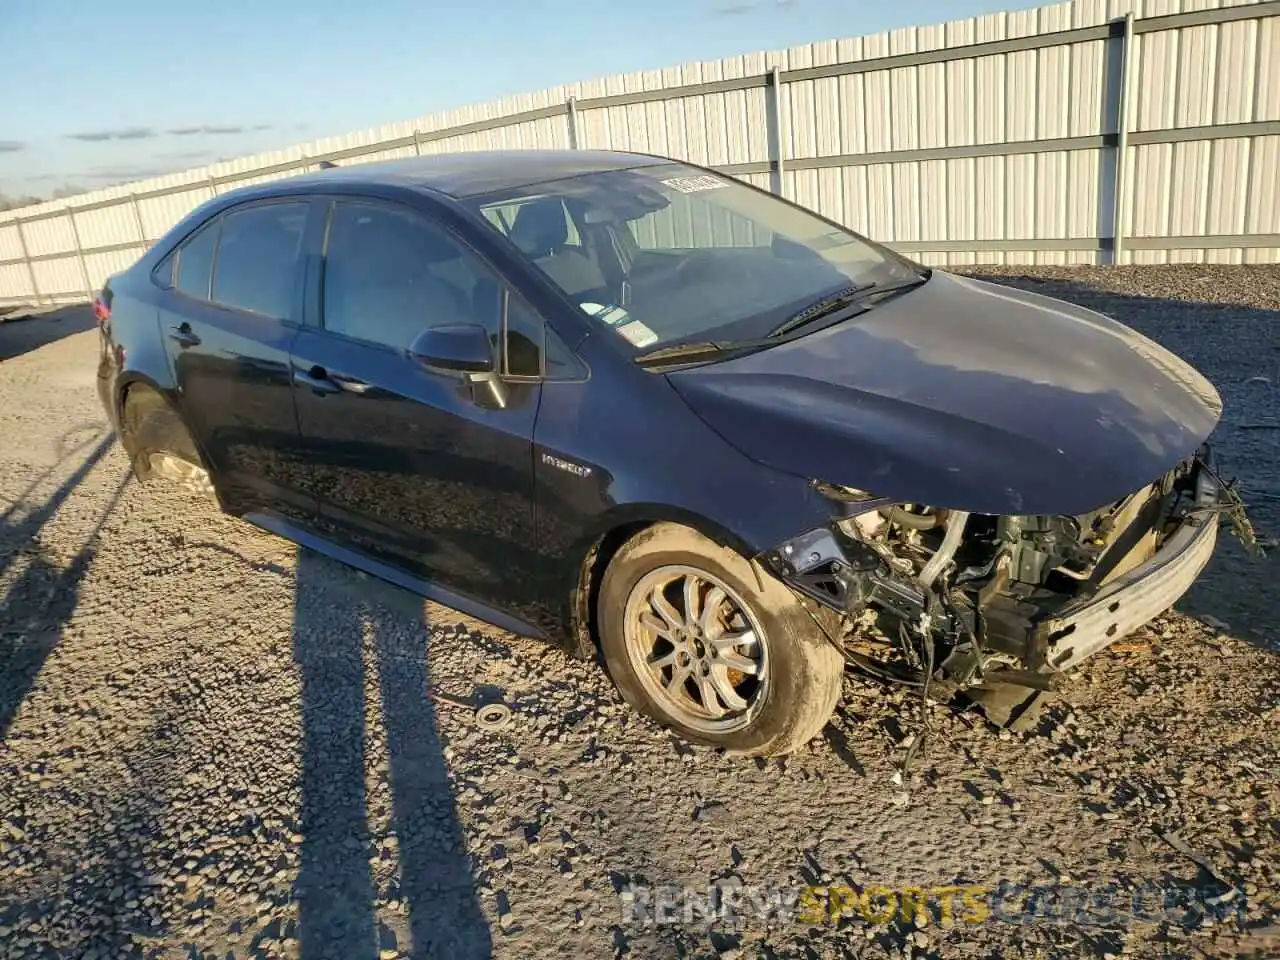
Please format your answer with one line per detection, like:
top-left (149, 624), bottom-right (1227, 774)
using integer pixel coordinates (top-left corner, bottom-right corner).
top-left (622, 564), bottom-right (769, 734)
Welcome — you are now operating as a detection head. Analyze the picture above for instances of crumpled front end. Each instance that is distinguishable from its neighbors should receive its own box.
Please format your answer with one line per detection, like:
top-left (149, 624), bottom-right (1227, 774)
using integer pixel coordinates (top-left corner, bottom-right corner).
top-left (760, 448), bottom-right (1259, 698)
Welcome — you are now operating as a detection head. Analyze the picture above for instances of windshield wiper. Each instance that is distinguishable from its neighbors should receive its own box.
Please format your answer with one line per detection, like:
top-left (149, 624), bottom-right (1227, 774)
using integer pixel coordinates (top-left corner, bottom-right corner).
top-left (634, 273), bottom-right (931, 369)
top-left (857, 274), bottom-right (931, 302)
top-left (634, 335), bottom-right (791, 368)
top-left (768, 283), bottom-right (874, 338)
top-left (769, 273), bottom-right (930, 339)
top-left (633, 340), bottom-right (730, 368)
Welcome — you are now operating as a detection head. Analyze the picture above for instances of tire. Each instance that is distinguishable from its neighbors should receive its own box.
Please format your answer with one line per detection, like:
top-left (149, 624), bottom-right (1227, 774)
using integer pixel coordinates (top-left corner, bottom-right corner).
top-left (123, 391), bottom-right (215, 499)
top-left (598, 522), bottom-right (843, 756)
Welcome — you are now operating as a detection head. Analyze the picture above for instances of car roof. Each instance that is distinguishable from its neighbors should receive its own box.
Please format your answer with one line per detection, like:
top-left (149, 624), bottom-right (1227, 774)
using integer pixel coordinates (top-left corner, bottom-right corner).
top-left (261, 149), bottom-right (675, 201)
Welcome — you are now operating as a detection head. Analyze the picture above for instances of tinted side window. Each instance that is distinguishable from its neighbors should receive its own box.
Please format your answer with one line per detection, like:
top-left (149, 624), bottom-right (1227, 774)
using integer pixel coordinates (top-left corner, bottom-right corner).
top-left (153, 249), bottom-right (176, 289)
top-left (544, 326), bottom-right (583, 380)
top-left (175, 221), bottom-right (218, 299)
top-left (323, 201), bottom-right (501, 350)
top-left (211, 202), bottom-right (307, 318)
top-left (505, 295), bottom-right (543, 377)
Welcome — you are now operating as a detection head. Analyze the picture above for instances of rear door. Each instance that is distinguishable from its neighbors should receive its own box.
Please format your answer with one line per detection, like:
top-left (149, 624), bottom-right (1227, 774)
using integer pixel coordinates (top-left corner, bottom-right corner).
top-left (289, 197), bottom-right (544, 613)
top-left (158, 199), bottom-right (315, 520)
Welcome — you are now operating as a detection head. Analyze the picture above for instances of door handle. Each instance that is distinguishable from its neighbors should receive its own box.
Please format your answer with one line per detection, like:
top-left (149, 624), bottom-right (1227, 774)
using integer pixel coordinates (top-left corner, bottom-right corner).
top-left (330, 373), bottom-right (371, 395)
top-left (168, 323), bottom-right (200, 348)
top-left (293, 366), bottom-right (341, 395)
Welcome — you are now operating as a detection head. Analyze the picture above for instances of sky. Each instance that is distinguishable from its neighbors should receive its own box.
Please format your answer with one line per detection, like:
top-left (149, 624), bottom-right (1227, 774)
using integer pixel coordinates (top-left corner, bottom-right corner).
top-left (0, 0), bottom-right (1030, 199)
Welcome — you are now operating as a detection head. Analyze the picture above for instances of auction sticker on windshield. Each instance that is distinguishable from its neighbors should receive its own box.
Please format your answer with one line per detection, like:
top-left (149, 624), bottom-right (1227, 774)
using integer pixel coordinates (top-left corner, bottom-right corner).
top-left (616, 320), bottom-right (659, 348)
top-left (580, 302), bottom-right (631, 326)
top-left (661, 175), bottom-right (727, 194)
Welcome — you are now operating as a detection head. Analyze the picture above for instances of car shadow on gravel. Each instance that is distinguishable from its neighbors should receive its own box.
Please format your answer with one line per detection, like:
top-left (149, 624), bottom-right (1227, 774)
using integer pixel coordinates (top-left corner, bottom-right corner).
top-left (292, 548), bottom-right (492, 960)
top-left (969, 270), bottom-right (1280, 653)
top-left (0, 303), bottom-right (96, 362)
top-left (0, 433), bottom-right (120, 741)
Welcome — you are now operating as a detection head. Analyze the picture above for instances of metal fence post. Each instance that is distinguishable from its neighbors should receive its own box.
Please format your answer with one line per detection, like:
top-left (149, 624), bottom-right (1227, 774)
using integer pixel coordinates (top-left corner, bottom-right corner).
top-left (128, 192), bottom-right (147, 250)
top-left (13, 218), bottom-right (41, 305)
top-left (766, 67), bottom-right (785, 196)
top-left (66, 209), bottom-right (92, 298)
top-left (412, 130), bottom-right (423, 156)
top-left (566, 98), bottom-right (580, 150)
top-left (1111, 13), bottom-right (1135, 265)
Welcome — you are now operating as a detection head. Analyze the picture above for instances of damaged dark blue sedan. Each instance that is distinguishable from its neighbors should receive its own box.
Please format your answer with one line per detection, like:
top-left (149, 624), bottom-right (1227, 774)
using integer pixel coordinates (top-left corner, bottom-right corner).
top-left (94, 150), bottom-right (1253, 755)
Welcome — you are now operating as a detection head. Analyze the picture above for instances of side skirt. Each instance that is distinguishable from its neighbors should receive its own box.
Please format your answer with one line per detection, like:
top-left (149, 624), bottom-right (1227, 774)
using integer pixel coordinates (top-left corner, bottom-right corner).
top-left (243, 511), bottom-right (549, 641)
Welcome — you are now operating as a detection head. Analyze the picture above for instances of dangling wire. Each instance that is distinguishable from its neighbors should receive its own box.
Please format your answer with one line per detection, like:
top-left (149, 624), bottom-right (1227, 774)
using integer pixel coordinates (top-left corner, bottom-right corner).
top-left (1196, 458), bottom-right (1268, 556)
top-left (898, 604), bottom-right (937, 778)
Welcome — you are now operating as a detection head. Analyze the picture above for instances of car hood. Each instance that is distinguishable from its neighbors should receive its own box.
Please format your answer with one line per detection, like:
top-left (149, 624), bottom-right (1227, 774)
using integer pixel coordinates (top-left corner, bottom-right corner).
top-left (667, 270), bottom-right (1222, 516)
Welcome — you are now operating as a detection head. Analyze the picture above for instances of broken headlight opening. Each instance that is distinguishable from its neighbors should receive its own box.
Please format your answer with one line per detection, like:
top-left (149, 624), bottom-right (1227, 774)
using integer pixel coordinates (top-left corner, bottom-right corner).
top-left (762, 451), bottom-right (1264, 703)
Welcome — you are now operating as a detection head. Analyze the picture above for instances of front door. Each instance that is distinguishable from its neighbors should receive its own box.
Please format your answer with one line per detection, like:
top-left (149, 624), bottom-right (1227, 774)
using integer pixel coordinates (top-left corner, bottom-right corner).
top-left (158, 199), bottom-right (314, 520)
top-left (289, 198), bottom-right (543, 613)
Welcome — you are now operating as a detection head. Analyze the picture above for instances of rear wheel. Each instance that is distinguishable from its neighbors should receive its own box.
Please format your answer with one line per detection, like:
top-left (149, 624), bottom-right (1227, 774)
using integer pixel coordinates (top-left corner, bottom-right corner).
top-left (122, 388), bottom-right (214, 499)
top-left (598, 523), bottom-right (843, 756)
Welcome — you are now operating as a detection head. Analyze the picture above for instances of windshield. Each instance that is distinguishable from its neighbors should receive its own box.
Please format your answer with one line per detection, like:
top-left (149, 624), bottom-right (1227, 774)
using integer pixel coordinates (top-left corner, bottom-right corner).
top-left (466, 162), bottom-right (925, 353)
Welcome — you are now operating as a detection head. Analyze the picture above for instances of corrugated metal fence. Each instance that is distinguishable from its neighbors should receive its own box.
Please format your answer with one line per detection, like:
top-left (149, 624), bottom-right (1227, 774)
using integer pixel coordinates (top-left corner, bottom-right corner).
top-left (2, 0), bottom-right (1278, 305)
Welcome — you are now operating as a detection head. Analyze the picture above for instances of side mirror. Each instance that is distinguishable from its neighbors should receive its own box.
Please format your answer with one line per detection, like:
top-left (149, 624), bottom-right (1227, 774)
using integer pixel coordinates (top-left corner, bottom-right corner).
top-left (408, 324), bottom-right (508, 410)
top-left (408, 324), bottom-right (494, 373)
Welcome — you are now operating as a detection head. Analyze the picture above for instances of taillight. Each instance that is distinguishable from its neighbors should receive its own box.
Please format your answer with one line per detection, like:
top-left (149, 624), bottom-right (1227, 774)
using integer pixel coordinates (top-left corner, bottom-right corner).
top-left (92, 298), bottom-right (111, 325)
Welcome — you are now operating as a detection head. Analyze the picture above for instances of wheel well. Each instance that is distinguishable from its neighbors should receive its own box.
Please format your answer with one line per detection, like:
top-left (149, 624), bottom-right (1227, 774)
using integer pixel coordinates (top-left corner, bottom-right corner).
top-left (120, 381), bottom-right (162, 431)
top-left (119, 382), bottom-right (203, 475)
top-left (570, 516), bottom-right (756, 660)
top-left (572, 521), bottom-right (652, 661)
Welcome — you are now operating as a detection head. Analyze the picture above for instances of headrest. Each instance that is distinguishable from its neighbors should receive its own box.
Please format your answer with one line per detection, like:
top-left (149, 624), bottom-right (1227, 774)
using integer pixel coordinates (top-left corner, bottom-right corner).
top-left (508, 197), bottom-right (569, 258)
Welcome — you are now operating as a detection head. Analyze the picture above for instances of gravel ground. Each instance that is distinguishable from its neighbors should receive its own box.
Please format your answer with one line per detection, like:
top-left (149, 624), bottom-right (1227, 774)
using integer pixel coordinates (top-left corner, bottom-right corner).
top-left (0, 265), bottom-right (1277, 960)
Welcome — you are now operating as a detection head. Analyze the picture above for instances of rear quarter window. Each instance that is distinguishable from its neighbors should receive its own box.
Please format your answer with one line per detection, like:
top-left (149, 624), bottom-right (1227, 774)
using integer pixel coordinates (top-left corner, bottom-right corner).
top-left (152, 250), bottom-right (176, 288)
top-left (175, 221), bottom-right (219, 299)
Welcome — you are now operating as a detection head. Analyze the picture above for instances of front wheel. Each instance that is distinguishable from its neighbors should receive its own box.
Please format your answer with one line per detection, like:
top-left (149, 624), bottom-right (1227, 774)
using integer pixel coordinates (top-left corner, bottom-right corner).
top-left (598, 523), bottom-right (844, 756)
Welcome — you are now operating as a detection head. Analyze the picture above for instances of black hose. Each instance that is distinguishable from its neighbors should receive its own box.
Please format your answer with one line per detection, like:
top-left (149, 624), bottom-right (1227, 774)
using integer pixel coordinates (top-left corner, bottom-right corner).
top-left (883, 506), bottom-right (940, 531)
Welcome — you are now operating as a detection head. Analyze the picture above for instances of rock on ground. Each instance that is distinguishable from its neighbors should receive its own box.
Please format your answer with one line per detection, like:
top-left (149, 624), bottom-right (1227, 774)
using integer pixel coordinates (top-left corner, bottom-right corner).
top-left (0, 266), bottom-right (1277, 959)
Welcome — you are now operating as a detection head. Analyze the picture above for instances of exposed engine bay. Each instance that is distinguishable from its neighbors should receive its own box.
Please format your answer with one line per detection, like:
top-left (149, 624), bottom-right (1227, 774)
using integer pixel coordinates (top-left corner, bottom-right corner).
top-left (761, 448), bottom-right (1262, 709)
